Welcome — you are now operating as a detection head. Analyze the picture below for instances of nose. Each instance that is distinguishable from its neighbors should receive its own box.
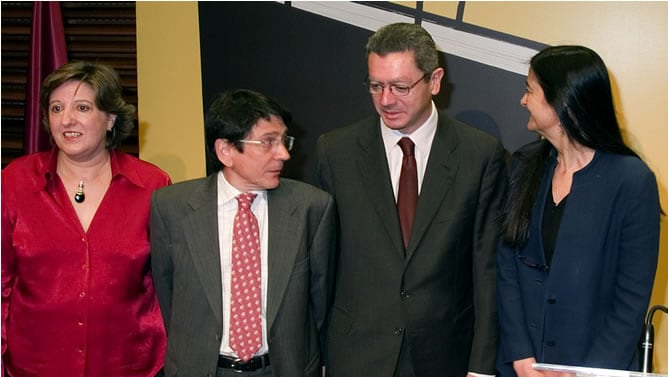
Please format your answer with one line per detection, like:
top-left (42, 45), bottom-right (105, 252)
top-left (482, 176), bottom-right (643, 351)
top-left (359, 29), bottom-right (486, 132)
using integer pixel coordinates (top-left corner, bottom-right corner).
top-left (379, 87), bottom-right (396, 106)
top-left (61, 106), bottom-right (74, 126)
top-left (275, 143), bottom-right (291, 161)
top-left (520, 93), bottom-right (527, 107)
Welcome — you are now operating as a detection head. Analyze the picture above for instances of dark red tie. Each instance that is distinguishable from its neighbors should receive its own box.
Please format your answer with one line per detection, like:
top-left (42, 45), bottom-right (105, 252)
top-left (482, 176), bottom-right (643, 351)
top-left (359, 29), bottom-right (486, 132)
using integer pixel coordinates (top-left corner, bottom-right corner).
top-left (229, 192), bottom-right (262, 362)
top-left (397, 137), bottom-right (417, 249)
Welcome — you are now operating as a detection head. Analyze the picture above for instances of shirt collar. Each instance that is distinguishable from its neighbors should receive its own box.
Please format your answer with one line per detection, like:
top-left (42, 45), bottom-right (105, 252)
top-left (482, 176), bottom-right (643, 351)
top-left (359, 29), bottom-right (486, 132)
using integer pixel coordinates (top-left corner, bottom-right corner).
top-left (39, 148), bottom-right (145, 191)
top-left (216, 170), bottom-right (267, 206)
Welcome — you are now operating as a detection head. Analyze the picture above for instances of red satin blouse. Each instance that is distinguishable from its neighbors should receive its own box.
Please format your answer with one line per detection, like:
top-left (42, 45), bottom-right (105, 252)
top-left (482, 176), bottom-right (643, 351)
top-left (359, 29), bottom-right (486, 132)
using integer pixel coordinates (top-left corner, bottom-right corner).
top-left (1, 149), bottom-right (170, 377)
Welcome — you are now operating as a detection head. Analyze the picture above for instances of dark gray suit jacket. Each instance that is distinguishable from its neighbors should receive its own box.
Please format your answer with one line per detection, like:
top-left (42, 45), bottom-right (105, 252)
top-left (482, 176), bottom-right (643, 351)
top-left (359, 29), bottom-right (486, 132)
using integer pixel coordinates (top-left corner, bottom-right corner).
top-left (315, 112), bottom-right (507, 377)
top-left (150, 174), bottom-right (335, 377)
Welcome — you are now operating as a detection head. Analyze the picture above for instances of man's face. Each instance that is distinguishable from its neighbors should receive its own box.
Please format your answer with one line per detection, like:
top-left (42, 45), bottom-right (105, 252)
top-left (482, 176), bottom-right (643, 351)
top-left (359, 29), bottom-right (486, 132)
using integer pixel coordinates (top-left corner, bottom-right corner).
top-left (218, 115), bottom-right (291, 192)
top-left (367, 51), bottom-right (443, 134)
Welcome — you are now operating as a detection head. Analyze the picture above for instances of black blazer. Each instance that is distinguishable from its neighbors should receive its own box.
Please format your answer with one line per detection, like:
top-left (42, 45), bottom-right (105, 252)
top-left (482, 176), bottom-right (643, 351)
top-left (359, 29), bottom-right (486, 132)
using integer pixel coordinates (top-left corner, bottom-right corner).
top-left (316, 111), bottom-right (507, 377)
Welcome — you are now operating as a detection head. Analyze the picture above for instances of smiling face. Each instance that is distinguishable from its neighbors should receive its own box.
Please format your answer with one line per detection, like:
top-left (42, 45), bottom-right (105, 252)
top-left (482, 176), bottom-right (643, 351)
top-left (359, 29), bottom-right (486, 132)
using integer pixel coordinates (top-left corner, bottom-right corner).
top-left (367, 51), bottom-right (443, 134)
top-left (48, 80), bottom-right (116, 162)
top-left (216, 115), bottom-right (290, 192)
top-left (520, 69), bottom-right (561, 136)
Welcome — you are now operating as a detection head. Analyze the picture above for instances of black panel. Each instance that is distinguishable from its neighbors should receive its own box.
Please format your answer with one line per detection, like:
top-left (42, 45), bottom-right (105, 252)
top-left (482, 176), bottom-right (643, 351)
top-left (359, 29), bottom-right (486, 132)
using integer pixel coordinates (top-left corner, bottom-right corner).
top-left (199, 2), bottom-right (538, 180)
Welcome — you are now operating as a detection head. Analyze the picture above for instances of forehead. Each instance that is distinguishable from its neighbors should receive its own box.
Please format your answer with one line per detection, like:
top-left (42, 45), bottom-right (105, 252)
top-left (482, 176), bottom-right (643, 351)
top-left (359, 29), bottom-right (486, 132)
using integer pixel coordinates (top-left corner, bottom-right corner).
top-left (527, 70), bottom-right (540, 85)
top-left (247, 115), bottom-right (287, 137)
top-left (50, 80), bottom-right (96, 101)
top-left (368, 51), bottom-right (420, 78)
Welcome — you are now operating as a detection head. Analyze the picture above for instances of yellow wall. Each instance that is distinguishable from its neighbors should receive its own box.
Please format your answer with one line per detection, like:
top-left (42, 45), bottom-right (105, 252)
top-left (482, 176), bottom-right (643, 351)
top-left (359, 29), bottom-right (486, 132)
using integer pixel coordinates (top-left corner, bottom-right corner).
top-left (136, 1), bottom-right (205, 182)
top-left (136, 1), bottom-right (668, 369)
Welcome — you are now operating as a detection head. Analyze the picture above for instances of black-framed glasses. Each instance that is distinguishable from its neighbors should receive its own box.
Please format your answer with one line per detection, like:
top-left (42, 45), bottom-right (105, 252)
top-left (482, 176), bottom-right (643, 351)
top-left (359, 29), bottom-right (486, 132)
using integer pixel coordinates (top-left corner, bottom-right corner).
top-left (364, 71), bottom-right (431, 97)
top-left (517, 254), bottom-right (549, 272)
top-left (238, 135), bottom-right (295, 152)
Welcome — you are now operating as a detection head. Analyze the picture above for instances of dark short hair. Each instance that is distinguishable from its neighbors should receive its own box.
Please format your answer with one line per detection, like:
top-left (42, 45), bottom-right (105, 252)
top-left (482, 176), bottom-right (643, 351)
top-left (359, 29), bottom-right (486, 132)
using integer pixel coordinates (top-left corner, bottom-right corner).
top-left (40, 61), bottom-right (135, 149)
top-left (366, 23), bottom-right (439, 75)
top-left (204, 89), bottom-right (292, 172)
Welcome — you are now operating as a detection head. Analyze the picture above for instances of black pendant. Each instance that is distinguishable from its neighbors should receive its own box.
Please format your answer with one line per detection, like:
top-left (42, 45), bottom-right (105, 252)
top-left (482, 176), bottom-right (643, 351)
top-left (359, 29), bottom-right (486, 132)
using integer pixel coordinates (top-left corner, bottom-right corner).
top-left (74, 180), bottom-right (85, 203)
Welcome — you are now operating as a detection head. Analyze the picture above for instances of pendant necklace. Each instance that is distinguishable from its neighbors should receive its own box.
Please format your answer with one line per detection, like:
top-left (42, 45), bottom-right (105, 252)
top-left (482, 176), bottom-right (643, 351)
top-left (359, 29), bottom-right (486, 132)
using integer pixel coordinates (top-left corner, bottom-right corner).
top-left (74, 180), bottom-right (86, 203)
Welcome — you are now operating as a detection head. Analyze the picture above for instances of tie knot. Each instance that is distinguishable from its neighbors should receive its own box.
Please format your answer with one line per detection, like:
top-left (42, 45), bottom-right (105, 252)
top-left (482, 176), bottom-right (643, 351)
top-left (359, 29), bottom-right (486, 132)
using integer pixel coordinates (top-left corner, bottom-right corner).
top-left (398, 137), bottom-right (415, 157)
top-left (236, 192), bottom-right (257, 209)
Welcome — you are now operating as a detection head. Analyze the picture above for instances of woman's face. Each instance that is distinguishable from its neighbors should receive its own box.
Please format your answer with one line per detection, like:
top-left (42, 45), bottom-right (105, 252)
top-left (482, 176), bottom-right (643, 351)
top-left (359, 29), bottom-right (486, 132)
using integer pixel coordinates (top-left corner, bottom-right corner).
top-left (48, 80), bottom-right (116, 162)
top-left (520, 69), bottom-right (560, 136)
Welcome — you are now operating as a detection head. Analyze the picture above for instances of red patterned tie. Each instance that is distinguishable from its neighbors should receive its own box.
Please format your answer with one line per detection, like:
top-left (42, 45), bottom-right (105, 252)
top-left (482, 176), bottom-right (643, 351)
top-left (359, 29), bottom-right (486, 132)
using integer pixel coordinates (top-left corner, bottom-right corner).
top-left (229, 192), bottom-right (262, 362)
top-left (397, 137), bottom-right (417, 249)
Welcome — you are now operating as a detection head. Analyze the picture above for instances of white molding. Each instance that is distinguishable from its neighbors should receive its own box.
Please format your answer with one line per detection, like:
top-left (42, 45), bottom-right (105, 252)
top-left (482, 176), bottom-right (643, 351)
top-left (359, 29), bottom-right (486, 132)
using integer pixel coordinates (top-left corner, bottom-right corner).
top-left (291, 1), bottom-right (537, 75)
top-left (292, 2), bottom-right (413, 32)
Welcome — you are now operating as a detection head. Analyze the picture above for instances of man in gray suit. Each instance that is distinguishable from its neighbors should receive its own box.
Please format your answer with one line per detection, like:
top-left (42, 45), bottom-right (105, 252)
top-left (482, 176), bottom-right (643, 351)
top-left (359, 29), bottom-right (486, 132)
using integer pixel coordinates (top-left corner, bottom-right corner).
top-left (151, 89), bottom-right (335, 377)
top-left (315, 23), bottom-right (506, 377)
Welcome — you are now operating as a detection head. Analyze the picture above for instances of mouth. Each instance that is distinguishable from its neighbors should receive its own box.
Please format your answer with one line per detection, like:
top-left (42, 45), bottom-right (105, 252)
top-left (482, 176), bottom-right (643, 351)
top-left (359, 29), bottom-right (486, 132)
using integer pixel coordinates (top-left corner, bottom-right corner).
top-left (63, 131), bottom-right (82, 139)
top-left (381, 109), bottom-right (402, 120)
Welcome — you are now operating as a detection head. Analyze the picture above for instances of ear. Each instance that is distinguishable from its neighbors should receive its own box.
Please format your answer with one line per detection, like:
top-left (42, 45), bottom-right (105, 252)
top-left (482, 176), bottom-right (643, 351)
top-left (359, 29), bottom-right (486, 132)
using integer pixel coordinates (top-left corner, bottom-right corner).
top-left (429, 67), bottom-right (445, 96)
top-left (106, 113), bottom-right (117, 131)
top-left (214, 138), bottom-right (235, 168)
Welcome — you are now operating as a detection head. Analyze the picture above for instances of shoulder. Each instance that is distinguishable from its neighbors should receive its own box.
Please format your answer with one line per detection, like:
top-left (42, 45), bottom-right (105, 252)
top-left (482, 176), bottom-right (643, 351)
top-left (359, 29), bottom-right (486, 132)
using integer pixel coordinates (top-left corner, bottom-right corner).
top-left (438, 111), bottom-right (503, 153)
top-left (276, 178), bottom-right (333, 203)
top-left (114, 151), bottom-right (171, 188)
top-left (317, 115), bottom-right (377, 148)
top-left (154, 175), bottom-right (211, 200)
top-left (1, 152), bottom-right (51, 192)
top-left (596, 152), bottom-right (656, 184)
top-left (513, 139), bottom-right (547, 158)
top-left (2, 152), bottom-right (49, 178)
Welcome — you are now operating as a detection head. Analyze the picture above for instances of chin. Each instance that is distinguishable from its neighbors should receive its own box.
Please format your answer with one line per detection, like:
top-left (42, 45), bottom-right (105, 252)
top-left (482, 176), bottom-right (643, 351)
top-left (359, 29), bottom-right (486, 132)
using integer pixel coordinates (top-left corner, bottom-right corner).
top-left (264, 178), bottom-right (281, 190)
top-left (382, 120), bottom-right (408, 131)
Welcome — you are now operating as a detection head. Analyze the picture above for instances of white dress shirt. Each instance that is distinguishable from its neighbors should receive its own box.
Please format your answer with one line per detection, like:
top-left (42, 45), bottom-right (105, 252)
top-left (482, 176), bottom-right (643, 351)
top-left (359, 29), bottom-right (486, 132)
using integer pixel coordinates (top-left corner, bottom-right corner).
top-left (216, 171), bottom-right (269, 358)
top-left (381, 101), bottom-right (438, 201)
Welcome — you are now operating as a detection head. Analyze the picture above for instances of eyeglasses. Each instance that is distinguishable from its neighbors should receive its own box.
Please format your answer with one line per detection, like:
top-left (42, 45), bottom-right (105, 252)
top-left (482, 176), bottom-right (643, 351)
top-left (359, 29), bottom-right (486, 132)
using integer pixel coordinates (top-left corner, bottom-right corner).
top-left (238, 135), bottom-right (295, 152)
top-left (364, 71), bottom-right (431, 97)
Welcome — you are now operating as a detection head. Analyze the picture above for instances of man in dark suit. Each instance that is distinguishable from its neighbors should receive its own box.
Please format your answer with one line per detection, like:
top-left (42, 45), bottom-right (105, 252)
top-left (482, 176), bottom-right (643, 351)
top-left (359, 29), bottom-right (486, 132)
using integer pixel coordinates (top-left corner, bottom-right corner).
top-left (315, 23), bottom-right (507, 377)
top-left (151, 89), bottom-right (335, 377)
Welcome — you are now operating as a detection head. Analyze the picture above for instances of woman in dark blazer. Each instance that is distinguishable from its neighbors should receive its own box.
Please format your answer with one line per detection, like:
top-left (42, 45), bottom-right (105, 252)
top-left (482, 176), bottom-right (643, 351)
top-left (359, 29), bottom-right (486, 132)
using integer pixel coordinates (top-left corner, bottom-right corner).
top-left (496, 45), bottom-right (662, 377)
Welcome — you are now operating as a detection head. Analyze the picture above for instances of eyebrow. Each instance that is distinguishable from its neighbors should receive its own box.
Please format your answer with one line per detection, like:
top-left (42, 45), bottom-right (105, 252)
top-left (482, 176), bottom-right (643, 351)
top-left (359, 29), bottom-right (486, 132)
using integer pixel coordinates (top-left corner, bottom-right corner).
top-left (253, 129), bottom-right (287, 138)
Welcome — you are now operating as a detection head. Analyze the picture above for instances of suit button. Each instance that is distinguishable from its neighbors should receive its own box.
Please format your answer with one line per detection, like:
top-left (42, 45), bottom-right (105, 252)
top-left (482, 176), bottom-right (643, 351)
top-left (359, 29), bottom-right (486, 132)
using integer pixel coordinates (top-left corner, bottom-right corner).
top-left (546, 340), bottom-right (556, 347)
top-left (547, 298), bottom-right (556, 304)
top-left (400, 291), bottom-right (411, 300)
top-left (393, 327), bottom-right (404, 335)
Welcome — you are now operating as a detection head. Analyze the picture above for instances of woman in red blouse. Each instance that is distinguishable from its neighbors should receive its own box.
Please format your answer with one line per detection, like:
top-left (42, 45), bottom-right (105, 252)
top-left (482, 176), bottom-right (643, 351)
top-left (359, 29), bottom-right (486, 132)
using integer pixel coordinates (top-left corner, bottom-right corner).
top-left (1, 61), bottom-right (170, 377)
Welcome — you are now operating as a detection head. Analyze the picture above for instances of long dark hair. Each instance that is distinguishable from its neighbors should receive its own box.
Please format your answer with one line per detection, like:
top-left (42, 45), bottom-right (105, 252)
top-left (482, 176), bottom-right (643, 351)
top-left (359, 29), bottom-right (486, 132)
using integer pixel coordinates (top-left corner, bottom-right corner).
top-left (502, 45), bottom-right (638, 248)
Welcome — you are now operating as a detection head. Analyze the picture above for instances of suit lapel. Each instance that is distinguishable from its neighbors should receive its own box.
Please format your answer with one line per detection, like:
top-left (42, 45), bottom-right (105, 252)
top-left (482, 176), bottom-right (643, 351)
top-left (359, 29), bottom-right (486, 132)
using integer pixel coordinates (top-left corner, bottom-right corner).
top-left (182, 175), bottom-right (223, 323)
top-left (265, 183), bottom-right (300, 331)
top-left (407, 113), bottom-right (458, 257)
top-left (356, 119), bottom-right (406, 255)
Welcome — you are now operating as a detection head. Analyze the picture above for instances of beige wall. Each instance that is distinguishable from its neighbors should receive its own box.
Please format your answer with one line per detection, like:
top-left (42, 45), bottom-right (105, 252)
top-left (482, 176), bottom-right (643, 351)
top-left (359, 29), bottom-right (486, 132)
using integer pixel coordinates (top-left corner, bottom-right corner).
top-left (136, 1), bottom-right (668, 369)
top-left (136, 1), bottom-right (206, 182)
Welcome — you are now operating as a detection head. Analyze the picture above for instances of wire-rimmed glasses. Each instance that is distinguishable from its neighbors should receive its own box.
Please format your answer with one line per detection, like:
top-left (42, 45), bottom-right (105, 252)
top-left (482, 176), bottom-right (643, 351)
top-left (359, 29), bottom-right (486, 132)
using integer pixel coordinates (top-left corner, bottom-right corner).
top-left (364, 71), bottom-right (431, 97)
top-left (238, 135), bottom-right (295, 152)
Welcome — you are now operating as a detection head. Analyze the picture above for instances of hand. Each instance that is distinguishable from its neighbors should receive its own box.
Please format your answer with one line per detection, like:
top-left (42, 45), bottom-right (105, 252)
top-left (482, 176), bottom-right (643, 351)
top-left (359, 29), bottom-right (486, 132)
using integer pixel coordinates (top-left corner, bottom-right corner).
top-left (513, 357), bottom-right (545, 377)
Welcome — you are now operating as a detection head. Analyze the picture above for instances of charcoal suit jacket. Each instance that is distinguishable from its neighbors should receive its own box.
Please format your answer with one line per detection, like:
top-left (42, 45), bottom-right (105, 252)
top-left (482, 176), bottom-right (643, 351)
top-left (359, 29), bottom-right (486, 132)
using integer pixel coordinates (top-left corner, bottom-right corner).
top-left (315, 111), bottom-right (507, 377)
top-left (150, 174), bottom-right (335, 377)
